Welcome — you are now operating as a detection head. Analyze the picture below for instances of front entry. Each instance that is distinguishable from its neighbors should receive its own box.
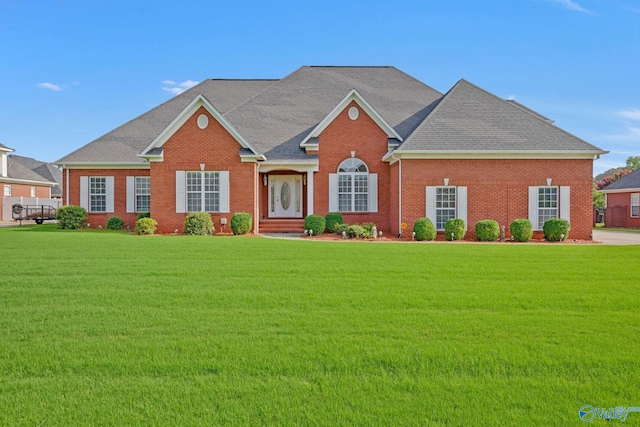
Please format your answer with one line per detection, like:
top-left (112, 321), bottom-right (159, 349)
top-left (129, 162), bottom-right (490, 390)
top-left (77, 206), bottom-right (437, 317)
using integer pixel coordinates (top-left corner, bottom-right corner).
top-left (268, 175), bottom-right (303, 218)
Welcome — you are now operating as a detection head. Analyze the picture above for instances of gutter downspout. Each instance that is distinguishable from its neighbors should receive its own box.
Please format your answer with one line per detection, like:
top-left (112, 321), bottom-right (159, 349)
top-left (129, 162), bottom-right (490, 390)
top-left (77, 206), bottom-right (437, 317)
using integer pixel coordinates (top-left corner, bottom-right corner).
top-left (65, 166), bottom-right (69, 206)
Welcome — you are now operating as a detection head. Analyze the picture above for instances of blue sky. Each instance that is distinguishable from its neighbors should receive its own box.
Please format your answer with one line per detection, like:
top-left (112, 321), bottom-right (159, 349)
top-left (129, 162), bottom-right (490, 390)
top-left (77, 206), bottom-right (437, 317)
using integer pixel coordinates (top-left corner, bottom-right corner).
top-left (0, 0), bottom-right (638, 175)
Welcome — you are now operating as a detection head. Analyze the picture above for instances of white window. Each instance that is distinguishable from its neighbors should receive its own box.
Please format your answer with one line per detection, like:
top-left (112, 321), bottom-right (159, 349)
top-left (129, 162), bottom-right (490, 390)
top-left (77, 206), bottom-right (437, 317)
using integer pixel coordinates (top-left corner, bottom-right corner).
top-left (175, 171), bottom-right (229, 214)
top-left (329, 158), bottom-right (378, 213)
top-left (631, 193), bottom-right (639, 218)
top-left (426, 186), bottom-right (467, 231)
top-left (90, 177), bottom-right (107, 212)
top-left (135, 177), bottom-right (150, 212)
top-left (3, 185), bottom-right (10, 197)
top-left (528, 186), bottom-right (570, 229)
top-left (30, 187), bottom-right (36, 198)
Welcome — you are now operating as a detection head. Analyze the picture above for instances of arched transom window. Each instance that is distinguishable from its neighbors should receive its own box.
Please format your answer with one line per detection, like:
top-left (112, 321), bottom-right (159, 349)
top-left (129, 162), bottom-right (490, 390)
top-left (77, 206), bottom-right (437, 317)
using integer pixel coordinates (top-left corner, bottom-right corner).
top-left (338, 158), bottom-right (369, 212)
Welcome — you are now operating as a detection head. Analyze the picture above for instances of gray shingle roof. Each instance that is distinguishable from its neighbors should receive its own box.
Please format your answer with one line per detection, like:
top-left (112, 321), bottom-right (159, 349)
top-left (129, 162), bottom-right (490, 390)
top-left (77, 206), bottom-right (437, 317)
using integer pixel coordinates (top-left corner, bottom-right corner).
top-left (601, 168), bottom-right (640, 191)
top-left (56, 79), bottom-right (276, 164)
top-left (398, 79), bottom-right (606, 153)
top-left (6, 156), bottom-right (54, 184)
top-left (9, 155), bottom-right (62, 196)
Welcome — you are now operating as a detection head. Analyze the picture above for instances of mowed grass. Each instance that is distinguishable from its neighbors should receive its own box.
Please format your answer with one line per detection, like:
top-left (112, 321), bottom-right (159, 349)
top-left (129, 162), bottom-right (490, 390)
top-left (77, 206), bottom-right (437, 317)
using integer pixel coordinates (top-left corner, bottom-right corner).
top-left (0, 226), bottom-right (639, 426)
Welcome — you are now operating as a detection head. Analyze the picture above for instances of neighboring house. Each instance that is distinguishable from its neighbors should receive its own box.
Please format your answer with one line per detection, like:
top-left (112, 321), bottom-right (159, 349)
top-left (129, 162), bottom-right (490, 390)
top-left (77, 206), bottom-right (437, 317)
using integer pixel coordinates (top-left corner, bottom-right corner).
top-left (8, 154), bottom-right (62, 198)
top-left (600, 168), bottom-right (640, 228)
top-left (1, 143), bottom-right (56, 199)
top-left (54, 66), bottom-right (606, 239)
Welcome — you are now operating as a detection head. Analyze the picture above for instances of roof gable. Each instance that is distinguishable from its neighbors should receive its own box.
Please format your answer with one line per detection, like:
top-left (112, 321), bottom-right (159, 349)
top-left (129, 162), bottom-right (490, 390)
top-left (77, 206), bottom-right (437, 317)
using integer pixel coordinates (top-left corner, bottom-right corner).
top-left (139, 94), bottom-right (260, 159)
top-left (395, 79), bottom-right (607, 156)
top-left (299, 89), bottom-right (402, 150)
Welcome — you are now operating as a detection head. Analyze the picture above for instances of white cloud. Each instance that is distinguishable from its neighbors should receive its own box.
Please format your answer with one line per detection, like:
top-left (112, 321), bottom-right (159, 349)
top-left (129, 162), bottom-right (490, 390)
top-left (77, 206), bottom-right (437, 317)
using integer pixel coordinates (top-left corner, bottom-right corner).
top-left (549, 0), bottom-right (591, 13)
top-left (617, 108), bottom-right (640, 121)
top-left (161, 79), bottom-right (200, 95)
top-left (507, 95), bottom-right (517, 101)
top-left (37, 82), bottom-right (62, 91)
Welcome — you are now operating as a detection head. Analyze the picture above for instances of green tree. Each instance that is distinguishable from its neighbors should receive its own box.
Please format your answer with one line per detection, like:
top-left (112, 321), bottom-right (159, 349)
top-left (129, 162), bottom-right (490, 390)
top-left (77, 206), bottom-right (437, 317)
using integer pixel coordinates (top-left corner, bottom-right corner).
top-left (626, 155), bottom-right (640, 171)
top-left (593, 182), bottom-right (605, 216)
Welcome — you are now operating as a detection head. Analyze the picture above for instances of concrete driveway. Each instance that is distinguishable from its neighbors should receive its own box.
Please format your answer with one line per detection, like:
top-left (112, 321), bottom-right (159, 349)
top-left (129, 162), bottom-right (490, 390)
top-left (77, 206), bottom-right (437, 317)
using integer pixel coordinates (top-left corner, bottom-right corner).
top-left (592, 229), bottom-right (640, 245)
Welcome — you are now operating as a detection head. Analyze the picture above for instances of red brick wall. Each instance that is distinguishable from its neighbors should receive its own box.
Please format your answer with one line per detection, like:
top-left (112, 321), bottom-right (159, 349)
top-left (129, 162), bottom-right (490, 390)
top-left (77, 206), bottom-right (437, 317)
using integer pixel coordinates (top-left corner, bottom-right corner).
top-left (398, 158), bottom-right (595, 240)
top-left (315, 101), bottom-right (392, 232)
top-left (150, 106), bottom-right (257, 234)
top-left (3, 183), bottom-right (51, 198)
top-left (605, 192), bottom-right (640, 228)
top-left (65, 168), bottom-right (149, 229)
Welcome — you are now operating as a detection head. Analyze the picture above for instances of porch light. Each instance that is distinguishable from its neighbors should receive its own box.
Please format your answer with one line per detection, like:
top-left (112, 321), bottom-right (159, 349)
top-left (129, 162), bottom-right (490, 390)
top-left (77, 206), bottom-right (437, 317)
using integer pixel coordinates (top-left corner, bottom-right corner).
top-left (263, 174), bottom-right (268, 186)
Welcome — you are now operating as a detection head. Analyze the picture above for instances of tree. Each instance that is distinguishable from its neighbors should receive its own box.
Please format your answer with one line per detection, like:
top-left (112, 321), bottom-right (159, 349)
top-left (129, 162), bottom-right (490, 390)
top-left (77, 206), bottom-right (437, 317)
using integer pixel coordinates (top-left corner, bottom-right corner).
top-left (626, 155), bottom-right (640, 171)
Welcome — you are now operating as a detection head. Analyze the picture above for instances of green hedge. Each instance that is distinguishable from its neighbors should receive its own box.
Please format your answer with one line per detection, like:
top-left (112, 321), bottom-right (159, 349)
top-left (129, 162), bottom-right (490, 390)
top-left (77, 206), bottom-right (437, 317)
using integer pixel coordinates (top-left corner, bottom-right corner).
top-left (510, 219), bottom-right (533, 242)
top-left (135, 217), bottom-right (157, 235)
top-left (184, 211), bottom-right (213, 236)
top-left (445, 218), bottom-right (466, 241)
top-left (543, 218), bottom-right (570, 241)
top-left (231, 212), bottom-right (252, 235)
top-left (347, 224), bottom-right (365, 239)
top-left (56, 205), bottom-right (87, 229)
top-left (412, 217), bottom-right (436, 241)
top-left (106, 216), bottom-right (124, 231)
top-left (324, 213), bottom-right (343, 233)
top-left (475, 219), bottom-right (500, 241)
top-left (304, 215), bottom-right (325, 235)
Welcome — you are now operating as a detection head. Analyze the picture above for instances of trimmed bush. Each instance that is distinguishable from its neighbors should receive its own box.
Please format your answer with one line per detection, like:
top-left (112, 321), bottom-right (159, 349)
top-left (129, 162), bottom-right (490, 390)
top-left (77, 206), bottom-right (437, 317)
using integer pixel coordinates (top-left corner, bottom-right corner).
top-left (475, 219), bottom-right (500, 241)
top-left (231, 212), bottom-right (252, 235)
top-left (325, 213), bottom-right (343, 233)
top-left (347, 224), bottom-right (365, 239)
top-left (412, 217), bottom-right (436, 241)
top-left (184, 211), bottom-right (213, 236)
top-left (362, 222), bottom-right (377, 238)
top-left (135, 217), bottom-right (157, 235)
top-left (106, 216), bottom-right (125, 231)
top-left (334, 223), bottom-right (349, 236)
top-left (543, 218), bottom-right (570, 242)
top-left (304, 214), bottom-right (326, 236)
top-left (56, 205), bottom-right (87, 229)
top-left (445, 218), bottom-right (466, 241)
top-left (137, 212), bottom-right (151, 220)
top-left (510, 219), bottom-right (533, 242)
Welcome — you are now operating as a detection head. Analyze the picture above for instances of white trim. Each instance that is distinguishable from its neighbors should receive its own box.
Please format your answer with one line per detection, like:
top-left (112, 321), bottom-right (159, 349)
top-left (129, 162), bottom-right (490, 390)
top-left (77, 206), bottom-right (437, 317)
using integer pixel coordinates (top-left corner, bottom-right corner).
top-left (300, 89), bottom-right (402, 148)
top-left (56, 163), bottom-right (150, 169)
top-left (175, 171), bottom-right (186, 213)
top-left (126, 176), bottom-right (135, 213)
top-left (80, 176), bottom-right (88, 210)
top-left (458, 186), bottom-right (467, 231)
top-left (368, 173), bottom-right (378, 213)
top-left (139, 94), bottom-right (259, 158)
top-left (219, 171), bottom-right (230, 213)
top-left (306, 171), bottom-right (314, 215)
top-left (383, 150), bottom-right (606, 162)
top-left (528, 186), bottom-right (539, 228)
top-left (601, 187), bottom-right (640, 194)
top-left (105, 176), bottom-right (114, 213)
top-left (328, 173), bottom-right (338, 213)
top-left (631, 193), bottom-right (640, 217)
top-left (560, 186), bottom-right (570, 222)
top-left (0, 177), bottom-right (55, 186)
top-left (425, 186), bottom-right (436, 225)
top-left (258, 161), bottom-right (319, 173)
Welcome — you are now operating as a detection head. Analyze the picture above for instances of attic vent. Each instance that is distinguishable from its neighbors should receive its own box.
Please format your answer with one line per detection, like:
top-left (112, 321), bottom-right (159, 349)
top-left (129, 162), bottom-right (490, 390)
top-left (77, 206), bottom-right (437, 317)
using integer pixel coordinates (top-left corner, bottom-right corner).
top-left (197, 114), bottom-right (209, 129)
top-left (348, 106), bottom-right (359, 120)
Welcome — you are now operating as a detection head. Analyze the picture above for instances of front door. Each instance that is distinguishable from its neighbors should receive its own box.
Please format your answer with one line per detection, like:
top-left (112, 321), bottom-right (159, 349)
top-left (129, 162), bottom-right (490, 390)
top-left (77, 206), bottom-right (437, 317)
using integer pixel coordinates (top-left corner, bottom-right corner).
top-left (268, 175), bottom-right (302, 218)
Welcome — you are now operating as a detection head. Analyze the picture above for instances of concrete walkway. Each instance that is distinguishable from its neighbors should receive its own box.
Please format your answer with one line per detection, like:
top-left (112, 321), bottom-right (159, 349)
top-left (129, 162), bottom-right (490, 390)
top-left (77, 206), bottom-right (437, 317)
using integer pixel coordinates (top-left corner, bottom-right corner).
top-left (592, 229), bottom-right (640, 245)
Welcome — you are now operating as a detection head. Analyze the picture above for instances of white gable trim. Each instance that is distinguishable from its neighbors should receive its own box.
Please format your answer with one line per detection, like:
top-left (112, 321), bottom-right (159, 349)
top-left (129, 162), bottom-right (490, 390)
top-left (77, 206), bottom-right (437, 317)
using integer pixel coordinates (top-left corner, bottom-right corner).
top-left (383, 150), bottom-right (604, 162)
top-left (299, 89), bottom-right (402, 148)
top-left (139, 94), bottom-right (259, 158)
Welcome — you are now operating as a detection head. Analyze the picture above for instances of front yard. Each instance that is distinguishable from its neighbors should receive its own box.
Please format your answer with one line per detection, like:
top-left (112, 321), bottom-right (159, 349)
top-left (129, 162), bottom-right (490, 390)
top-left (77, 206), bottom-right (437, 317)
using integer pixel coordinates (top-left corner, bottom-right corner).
top-left (0, 225), bottom-right (638, 425)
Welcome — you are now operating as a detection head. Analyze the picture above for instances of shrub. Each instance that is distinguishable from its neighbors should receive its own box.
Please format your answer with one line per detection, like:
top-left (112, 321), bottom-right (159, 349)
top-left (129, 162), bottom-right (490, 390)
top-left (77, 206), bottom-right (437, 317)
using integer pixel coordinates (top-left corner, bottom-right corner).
top-left (135, 217), bottom-right (157, 235)
top-left (231, 212), bottom-right (252, 235)
top-left (510, 219), bottom-right (533, 242)
top-left (334, 223), bottom-right (349, 236)
top-left (106, 216), bottom-right (125, 231)
top-left (475, 219), bottom-right (500, 241)
top-left (362, 222), bottom-right (377, 238)
top-left (304, 214), bottom-right (325, 236)
top-left (445, 218), bottom-right (466, 241)
top-left (56, 205), bottom-right (87, 229)
top-left (325, 213), bottom-right (343, 233)
top-left (137, 212), bottom-right (151, 220)
top-left (347, 224), bottom-right (365, 239)
top-left (543, 218), bottom-right (570, 241)
top-left (412, 217), bottom-right (436, 241)
top-left (184, 211), bottom-right (213, 236)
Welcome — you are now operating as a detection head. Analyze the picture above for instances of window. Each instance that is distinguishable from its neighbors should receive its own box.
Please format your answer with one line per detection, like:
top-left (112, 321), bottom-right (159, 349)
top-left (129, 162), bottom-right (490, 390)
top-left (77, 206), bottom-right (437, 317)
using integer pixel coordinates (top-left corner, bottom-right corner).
top-left (337, 158), bottom-right (368, 212)
top-left (436, 187), bottom-right (456, 230)
top-left (3, 185), bottom-right (10, 197)
top-left (135, 177), bottom-right (150, 212)
top-left (90, 177), bottom-right (106, 212)
top-left (631, 193), bottom-right (639, 218)
top-left (537, 187), bottom-right (558, 229)
top-left (186, 171), bottom-right (219, 212)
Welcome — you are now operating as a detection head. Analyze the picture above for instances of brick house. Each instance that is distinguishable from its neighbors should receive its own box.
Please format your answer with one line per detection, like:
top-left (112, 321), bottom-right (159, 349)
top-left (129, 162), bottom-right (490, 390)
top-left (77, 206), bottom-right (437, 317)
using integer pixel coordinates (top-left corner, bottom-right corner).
top-left (601, 169), bottom-right (640, 228)
top-left (55, 66), bottom-right (606, 239)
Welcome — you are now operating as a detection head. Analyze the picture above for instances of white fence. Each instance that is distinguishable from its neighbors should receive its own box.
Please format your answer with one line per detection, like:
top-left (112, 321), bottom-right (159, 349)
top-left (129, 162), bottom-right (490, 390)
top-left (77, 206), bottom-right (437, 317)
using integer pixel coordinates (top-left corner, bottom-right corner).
top-left (1, 197), bottom-right (62, 221)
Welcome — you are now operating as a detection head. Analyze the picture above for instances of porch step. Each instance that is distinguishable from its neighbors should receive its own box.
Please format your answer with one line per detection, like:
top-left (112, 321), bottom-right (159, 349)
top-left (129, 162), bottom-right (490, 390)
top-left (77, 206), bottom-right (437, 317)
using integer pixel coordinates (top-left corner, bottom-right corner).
top-left (259, 219), bottom-right (305, 234)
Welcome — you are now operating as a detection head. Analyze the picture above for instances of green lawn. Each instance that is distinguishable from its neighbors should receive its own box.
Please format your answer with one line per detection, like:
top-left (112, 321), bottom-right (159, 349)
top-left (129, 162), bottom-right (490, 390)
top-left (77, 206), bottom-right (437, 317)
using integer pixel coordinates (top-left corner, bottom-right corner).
top-left (1, 225), bottom-right (639, 426)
